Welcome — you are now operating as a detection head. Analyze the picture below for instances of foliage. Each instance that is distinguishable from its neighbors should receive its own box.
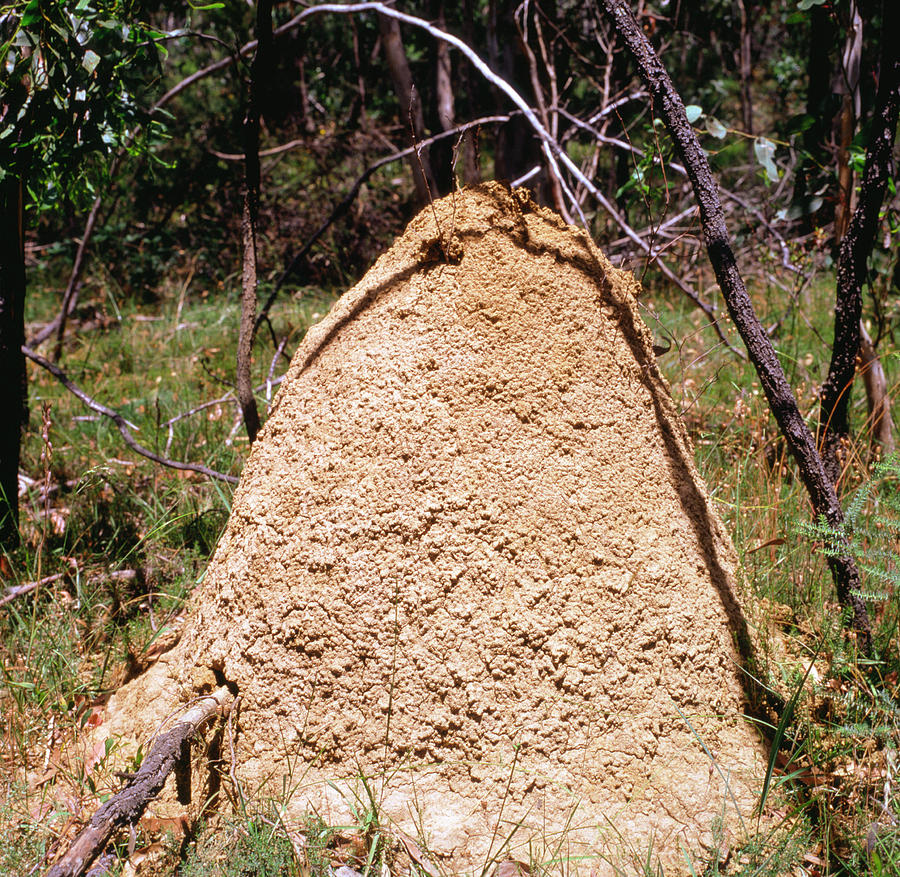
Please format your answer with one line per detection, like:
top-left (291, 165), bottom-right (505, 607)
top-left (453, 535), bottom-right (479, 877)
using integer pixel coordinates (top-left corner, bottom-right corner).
top-left (0, 0), bottom-right (163, 206)
top-left (182, 815), bottom-right (298, 877)
top-left (800, 454), bottom-right (900, 651)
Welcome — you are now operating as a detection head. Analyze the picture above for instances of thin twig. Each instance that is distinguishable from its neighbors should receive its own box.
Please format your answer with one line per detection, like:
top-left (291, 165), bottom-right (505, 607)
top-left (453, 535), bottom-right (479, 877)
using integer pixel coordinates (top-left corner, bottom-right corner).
top-left (209, 137), bottom-right (308, 161)
top-left (266, 335), bottom-right (290, 405)
top-left (0, 573), bottom-right (64, 609)
top-left (280, 3), bottom-right (737, 350)
top-left (22, 345), bottom-right (238, 485)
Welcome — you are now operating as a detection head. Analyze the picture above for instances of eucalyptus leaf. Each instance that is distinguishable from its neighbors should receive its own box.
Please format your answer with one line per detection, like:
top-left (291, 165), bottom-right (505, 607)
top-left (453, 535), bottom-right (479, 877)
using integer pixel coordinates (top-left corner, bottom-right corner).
top-left (82, 49), bottom-right (100, 74)
top-left (706, 116), bottom-right (728, 139)
top-left (19, 0), bottom-right (41, 29)
top-left (798, 0), bottom-right (826, 8)
top-left (685, 104), bottom-right (703, 124)
top-left (754, 137), bottom-right (779, 182)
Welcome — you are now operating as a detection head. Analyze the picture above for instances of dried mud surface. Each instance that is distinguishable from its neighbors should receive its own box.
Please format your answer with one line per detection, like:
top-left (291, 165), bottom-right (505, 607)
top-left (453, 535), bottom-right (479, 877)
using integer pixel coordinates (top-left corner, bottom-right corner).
top-left (106, 183), bottom-right (766, 874)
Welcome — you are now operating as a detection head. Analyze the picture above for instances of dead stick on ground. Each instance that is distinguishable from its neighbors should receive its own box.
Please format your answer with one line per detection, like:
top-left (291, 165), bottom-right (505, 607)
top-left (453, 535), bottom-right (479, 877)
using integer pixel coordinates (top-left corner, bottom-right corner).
top-left (0, 573), bottom-right (64, 609)
top-left (22, 345), bottom-right (238, 485)
top-left (45, 687), bottom-right (232, 877)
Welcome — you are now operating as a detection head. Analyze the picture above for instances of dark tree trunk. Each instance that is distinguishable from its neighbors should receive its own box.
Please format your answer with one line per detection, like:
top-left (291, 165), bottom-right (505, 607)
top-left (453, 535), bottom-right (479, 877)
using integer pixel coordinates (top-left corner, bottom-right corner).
top-left (0, 176), bottom-right (26, 550)
top-left (430, 0), bottom-right (456, 194)
top-left (736, 0), bottom-right (754, 156)
top-left (457, 0), bottom-right (483, 185)
top-left (833, 0), bottom-right (863, 245)
top-left (597, 0), bottom-right (873, 652)
top-left (793, 5), bottom-right (839, 231)
top-left (237, 0), bottom-right (273, 444)
top-left (378, 11), bottom-right (438, 204)
top-left (487, 0), bottom-right (543, 190)
top-left (820, 1), bottom-right (900, 485)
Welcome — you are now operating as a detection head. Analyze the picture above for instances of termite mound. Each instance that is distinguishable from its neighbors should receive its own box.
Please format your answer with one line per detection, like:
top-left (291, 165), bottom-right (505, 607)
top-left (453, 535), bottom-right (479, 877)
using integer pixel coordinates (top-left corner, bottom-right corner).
top-left (105, 182), bottom-right (765, 875)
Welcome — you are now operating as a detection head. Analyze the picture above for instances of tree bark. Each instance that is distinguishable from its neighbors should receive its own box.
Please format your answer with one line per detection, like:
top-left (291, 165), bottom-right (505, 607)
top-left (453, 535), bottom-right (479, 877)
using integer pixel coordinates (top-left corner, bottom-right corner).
top-left (597, 0), bottom-right (873, 651)
top-left (820, 1), bottom-right (900, 485)
top-left (832, 0), bottom-right (863, 243)
top-left (237, 0), bottom-right (273, 445)
top-left (859, 321), bottom-right (896, 458)
top-left (0, 176), bottom-right (26, 550)
top-left (378, 11), bottom-right (438, 204)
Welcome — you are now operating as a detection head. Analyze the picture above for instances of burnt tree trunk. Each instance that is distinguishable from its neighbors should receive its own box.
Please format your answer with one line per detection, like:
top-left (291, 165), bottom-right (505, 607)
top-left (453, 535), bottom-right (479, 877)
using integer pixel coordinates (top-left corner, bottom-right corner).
top-left (237, 0), bottom-right (273, 444)
top-left (0, 176), bottom-right (26, 550)
top-left (819, 0), bottom-right (899, 486)
top-left (597, 0), bottom-right (873, 651)
top-left (833, 0), bottom-right (863, 244)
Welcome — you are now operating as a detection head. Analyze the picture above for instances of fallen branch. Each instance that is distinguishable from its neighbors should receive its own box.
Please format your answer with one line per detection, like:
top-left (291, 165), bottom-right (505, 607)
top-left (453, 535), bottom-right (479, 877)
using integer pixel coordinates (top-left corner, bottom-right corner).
top-left (0, 573), bottom-right (64, 609)
top-left (23, 345), bottom-right (238, 485)
top-left (45, 687), bottom-right (233, 877)
top-left (598, 0), bottom-right (872, 651)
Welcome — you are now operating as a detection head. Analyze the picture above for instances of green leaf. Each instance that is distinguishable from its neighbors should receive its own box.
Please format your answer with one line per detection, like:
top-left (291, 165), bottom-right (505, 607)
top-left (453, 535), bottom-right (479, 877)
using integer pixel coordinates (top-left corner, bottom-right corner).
top-left (706, 116), bottom-right (728, 139)
top-left (787, 113), bottom-right (815, 134)
top-left (82, 49), bottom-right (100, 73)
top-left (798, 0), bottom-right (826, 8)
top-left (754, 137), bottom-right (779, 182)
top-left (19, 0), bottom-right (41, 29)
top-left (685, 104), bottom-right (703, 124)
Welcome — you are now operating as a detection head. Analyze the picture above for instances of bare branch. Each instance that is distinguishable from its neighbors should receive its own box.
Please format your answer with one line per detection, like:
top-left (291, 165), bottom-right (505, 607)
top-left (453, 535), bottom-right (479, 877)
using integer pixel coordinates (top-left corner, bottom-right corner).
top-left (0, 573), bottom-right (64, 609)
top-left (45, 688), bottom-right (233, 877)
top-left (209, 138), bottom-right (308, 161)
top-left (22, 345), bottom-right (238, 485)
top-left (279, 5), bottom-right (738, 352)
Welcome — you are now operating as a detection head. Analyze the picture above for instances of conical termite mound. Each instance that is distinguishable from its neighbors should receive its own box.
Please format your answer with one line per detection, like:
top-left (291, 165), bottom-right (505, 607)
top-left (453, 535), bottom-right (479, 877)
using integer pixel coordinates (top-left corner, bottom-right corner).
top-left (104, 183), bottom-right (766, 875)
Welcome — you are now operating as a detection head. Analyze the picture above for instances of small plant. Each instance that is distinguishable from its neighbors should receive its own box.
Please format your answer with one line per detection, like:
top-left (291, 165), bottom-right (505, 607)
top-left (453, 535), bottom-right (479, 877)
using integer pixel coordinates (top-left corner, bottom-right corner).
top-left (182, 813), bottom-right (298, 877)
top-left (800, 453), bottom-right (900, 652)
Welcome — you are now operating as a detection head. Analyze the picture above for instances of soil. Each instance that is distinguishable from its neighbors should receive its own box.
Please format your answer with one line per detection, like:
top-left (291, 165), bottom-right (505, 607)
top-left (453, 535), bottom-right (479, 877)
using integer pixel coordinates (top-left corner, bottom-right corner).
top-left (105, 183), bottom-right (766, 875)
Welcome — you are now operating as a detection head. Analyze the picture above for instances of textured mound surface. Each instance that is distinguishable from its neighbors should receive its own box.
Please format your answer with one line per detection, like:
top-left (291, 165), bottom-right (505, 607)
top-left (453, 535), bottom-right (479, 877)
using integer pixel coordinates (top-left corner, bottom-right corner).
top-left (107, 183), bottom-right (764, 874)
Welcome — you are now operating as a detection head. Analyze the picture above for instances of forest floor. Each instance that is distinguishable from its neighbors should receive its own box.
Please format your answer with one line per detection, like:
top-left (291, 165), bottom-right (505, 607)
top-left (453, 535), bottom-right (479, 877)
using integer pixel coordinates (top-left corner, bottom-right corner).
top-left (3, 248), bottom-right (900, 875)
